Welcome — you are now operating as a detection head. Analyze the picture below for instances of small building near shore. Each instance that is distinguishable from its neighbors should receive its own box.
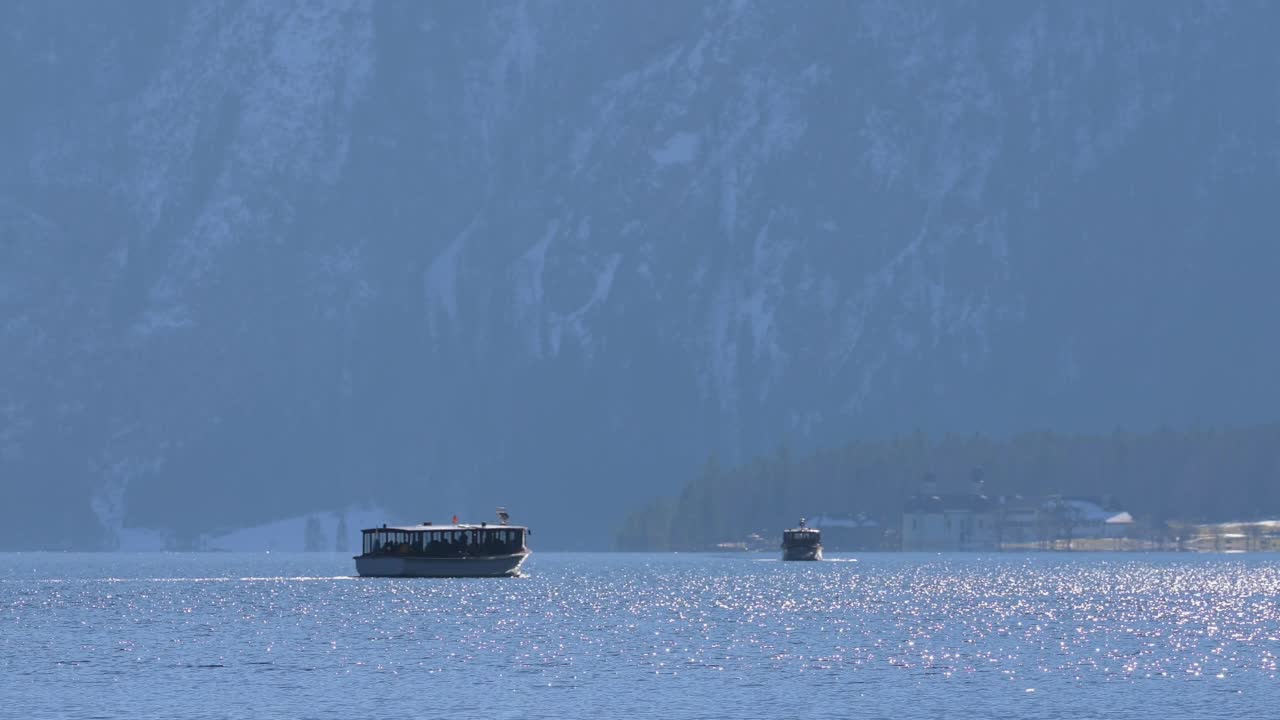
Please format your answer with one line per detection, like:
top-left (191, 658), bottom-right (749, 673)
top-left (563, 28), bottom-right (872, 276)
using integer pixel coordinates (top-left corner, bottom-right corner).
top-left (1043, 496), bottom-right (1134, 541)
top-left (901, 478), bottom-right (998, 551)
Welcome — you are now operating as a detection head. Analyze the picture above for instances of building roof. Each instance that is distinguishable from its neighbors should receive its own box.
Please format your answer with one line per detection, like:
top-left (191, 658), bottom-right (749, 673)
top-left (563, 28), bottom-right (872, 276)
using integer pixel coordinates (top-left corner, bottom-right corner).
top-left (808, 513), bottom-right (880, 529)
top-left (903, 494), bottom-right (997, 513)
top-left (362, 524), bottom-right (526, 533)
top-left (1045, 498), bottom-right (1129, 523)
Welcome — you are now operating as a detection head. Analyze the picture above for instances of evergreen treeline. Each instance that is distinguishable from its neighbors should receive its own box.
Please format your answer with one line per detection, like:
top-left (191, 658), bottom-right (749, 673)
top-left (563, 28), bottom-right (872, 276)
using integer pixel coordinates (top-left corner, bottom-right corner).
top-left (615, 425), bottom-right (1280, 550)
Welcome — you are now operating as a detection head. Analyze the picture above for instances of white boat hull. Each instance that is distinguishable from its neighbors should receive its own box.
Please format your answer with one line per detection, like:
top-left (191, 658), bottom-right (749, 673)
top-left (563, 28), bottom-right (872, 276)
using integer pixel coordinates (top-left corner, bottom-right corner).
top-left (355, 552), bottom-right (529, 578)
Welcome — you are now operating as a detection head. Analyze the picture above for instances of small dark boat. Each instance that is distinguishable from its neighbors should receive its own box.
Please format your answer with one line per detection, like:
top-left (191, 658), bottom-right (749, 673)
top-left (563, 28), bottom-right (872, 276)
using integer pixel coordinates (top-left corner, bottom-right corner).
top-left (781, 518), bottom-right (823, 561)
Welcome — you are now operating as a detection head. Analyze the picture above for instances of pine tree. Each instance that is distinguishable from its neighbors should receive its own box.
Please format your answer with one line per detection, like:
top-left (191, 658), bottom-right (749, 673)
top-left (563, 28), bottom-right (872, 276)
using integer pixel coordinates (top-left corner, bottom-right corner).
top-left (334, 513), bottom-right (348, 553)
top-left (304, 516), bottom-right (325, 552)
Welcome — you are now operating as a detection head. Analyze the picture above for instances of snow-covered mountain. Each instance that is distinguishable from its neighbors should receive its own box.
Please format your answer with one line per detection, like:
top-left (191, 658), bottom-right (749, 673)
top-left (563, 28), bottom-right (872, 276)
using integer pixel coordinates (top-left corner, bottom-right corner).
top-left (3, 1), bottom-right (1279, 549)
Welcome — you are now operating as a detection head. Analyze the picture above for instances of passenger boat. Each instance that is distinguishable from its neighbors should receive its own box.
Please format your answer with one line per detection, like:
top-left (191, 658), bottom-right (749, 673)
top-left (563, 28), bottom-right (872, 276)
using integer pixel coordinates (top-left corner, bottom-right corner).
top-left (354, 508), bottom-right (530, 578)
top-left (781, 518), bottom-right (822, 561)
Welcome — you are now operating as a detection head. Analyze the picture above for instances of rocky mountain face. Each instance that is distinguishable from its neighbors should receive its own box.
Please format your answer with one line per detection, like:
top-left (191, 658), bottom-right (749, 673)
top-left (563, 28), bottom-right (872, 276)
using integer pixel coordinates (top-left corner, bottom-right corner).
top-left (3, 1), bottom-right (1279, 549)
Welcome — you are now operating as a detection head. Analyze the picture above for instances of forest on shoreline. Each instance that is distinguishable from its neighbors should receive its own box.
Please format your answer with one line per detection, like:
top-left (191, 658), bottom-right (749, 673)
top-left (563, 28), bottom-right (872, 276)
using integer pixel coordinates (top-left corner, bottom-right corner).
top-left (615, 425), bottom-right (1280, 551)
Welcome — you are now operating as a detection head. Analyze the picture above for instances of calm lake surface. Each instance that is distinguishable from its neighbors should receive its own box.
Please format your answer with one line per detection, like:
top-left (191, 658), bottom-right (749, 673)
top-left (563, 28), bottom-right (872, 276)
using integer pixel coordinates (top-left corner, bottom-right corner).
top-left (4, 552), bottom-right (1279, 719)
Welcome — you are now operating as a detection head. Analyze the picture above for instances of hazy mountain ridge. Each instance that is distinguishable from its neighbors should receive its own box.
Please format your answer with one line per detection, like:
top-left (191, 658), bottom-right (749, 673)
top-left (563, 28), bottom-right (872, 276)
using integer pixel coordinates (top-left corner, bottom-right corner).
top-left (2, 1), bottom-right (1278, 548)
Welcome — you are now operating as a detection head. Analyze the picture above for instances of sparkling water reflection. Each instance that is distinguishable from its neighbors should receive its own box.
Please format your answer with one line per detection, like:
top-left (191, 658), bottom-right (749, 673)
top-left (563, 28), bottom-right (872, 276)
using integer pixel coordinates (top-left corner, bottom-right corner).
top-left (4, 553), bottom-right (1278, 718)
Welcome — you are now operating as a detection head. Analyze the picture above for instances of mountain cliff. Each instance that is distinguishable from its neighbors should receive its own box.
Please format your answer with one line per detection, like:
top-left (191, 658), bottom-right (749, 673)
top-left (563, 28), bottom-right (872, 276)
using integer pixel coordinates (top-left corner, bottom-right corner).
top-left (3, 1), bottom-right (1279, 548)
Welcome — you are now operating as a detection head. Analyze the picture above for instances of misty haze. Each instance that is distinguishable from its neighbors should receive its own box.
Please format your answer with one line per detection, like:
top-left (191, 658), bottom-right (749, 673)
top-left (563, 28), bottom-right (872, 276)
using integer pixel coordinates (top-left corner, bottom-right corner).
top-left (4, 2), bottom-right (1280, 717)
top-left (5, 0), bottom-right (1278, 554)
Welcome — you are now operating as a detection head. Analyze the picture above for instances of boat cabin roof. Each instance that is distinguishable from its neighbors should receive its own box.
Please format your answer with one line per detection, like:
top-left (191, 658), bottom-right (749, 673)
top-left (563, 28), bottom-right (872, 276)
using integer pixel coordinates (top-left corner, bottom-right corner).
top-left (362, 524), bottom-right (526, 533)
top-left (783, 527), bottom-right (820, 534)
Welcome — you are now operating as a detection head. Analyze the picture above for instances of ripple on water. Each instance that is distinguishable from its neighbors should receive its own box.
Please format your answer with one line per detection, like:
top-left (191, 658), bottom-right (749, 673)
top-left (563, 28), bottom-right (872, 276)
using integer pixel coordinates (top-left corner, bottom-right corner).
top-left (3, 553), bottom-right (1280, 718)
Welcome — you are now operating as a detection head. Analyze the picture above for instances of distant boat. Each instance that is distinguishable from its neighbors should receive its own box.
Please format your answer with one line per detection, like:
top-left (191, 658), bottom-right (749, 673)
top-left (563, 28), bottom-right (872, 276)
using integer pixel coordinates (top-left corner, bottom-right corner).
top-left (781, 518), bottom-right (823, 561)
top-left (354, 508), bottom-right (530, 578)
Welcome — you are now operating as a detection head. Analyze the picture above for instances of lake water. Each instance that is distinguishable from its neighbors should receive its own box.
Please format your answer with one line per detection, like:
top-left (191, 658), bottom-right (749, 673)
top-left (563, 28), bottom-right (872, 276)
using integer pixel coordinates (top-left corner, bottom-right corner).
top-left (4, 552), bottom-right (1278, 719)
